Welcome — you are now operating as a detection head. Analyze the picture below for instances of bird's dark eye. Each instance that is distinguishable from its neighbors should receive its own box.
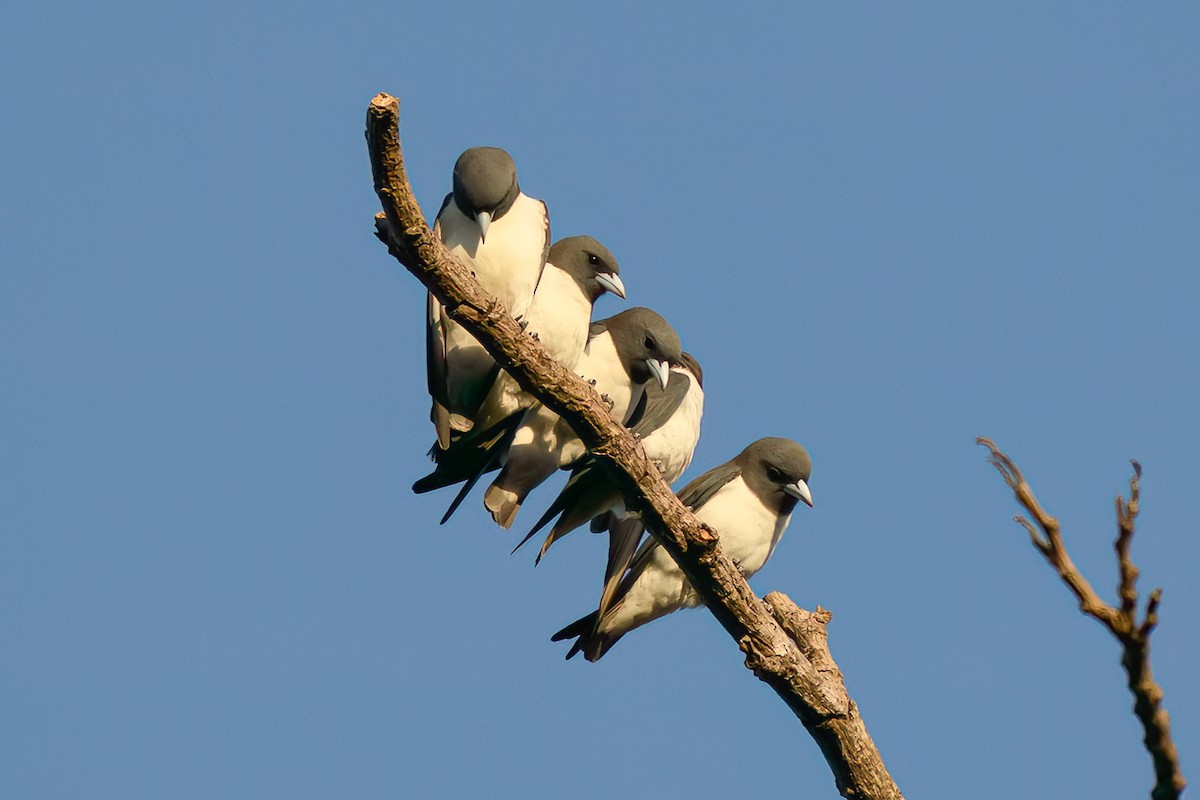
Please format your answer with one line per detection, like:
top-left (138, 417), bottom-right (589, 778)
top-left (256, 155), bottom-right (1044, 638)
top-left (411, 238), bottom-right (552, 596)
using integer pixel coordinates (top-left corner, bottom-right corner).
top-left (644, 336), bottom-right (655, 350)
top-left (587, 253), bottom-right (600, 265)
top-left (766, 466), bottom-right (783, 483)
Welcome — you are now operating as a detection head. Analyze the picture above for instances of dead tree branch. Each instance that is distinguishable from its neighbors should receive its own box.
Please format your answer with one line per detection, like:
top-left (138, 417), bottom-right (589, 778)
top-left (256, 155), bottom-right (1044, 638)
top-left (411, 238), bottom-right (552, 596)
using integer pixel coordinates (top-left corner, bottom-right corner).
top-left (978, 438), bottom-right (1185, 800)
top-left (366, 92), bottom-right (902, 800)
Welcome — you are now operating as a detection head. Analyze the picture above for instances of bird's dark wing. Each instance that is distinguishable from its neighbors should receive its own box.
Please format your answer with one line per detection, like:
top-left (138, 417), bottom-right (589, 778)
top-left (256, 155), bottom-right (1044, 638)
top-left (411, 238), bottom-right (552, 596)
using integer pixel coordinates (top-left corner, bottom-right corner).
top-left (532, 199), bottom-right (551, 293)
top-left (598, 514), bottom-right (646, 621)
top-left (512, 460), bottom-right (601, 554)
top-left (676, 461), bottom-right (741, 511)
top-left (435, 191), bottom-right (454, 221)
top-left (426, 291), bottom-right (453, 448)
top-left (627, 370), bottom-right (691, 437)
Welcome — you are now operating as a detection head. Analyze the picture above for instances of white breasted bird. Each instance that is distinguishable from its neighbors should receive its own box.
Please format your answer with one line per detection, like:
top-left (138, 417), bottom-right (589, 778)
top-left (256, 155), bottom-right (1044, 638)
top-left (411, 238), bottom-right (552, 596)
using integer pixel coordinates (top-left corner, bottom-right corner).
top-left (482, 307), bottom-right (683, 529)
top-left (427, 147), bottom-right (550, 449)
top-left (411, 237), bottom-right (624, 521)
top-left (515, 352), bottom-right (704, 563)
top-left (470, 236), bottom-right (624, 435)
top-left (552, 437), bottom-right (813, 662)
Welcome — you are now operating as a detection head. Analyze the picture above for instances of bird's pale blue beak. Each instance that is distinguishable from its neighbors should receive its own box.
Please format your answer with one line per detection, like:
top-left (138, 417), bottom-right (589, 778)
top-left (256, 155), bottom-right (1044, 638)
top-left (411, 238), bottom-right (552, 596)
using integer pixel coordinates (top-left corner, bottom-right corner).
top-left (646, 358), bottom-right (670, 390)
top-left (475, 210), bottom-right (493, 243)
top-left (783, 479), bottom-right (813, 507)
top-left (595, 272), bottom-right (626, 299)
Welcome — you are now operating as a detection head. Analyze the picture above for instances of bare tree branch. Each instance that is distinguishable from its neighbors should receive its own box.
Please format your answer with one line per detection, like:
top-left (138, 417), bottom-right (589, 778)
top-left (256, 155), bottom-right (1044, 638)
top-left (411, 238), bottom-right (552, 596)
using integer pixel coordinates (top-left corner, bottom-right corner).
top-left (977, 438), bottom-right (1185, 800)
top-left (366, 92), bottom-right (903, 800)
top-left (763, 594), bottom-right (900, 800)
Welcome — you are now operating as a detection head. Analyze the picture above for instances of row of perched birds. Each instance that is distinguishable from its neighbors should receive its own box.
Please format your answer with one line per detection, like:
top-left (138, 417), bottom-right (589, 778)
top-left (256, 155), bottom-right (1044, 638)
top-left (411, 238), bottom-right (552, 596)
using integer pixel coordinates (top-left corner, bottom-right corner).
top-left (409, 146), bottom-right (813, 662)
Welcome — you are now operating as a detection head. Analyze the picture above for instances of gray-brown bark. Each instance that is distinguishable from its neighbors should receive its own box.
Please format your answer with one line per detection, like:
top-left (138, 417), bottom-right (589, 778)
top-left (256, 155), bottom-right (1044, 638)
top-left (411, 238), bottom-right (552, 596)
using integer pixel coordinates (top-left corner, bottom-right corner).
top-left (366, 92), bottom-right (903, 800)
top-left (978, 438), bottom-right (1186, 800)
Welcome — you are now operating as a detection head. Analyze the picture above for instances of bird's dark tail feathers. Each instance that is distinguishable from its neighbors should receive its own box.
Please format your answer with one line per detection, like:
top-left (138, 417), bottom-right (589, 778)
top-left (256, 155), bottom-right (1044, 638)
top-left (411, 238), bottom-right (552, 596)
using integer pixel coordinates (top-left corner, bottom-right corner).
top-left (411, 414), bottom-right (521, 498)
top-left (513, 464), bottom-right (618, 563)
top-left (512, 490), bottom-right (564, 555)
top-left (436, 419), bottom-right (522, 525)
top-left (551, 611), bottom-right (621, 662)
top-left (599, 516), bottom-right (645, 622)
top-left (438, 463), bottom-right (489, 525)
top-left (538, 483), bottom-right (619, 563)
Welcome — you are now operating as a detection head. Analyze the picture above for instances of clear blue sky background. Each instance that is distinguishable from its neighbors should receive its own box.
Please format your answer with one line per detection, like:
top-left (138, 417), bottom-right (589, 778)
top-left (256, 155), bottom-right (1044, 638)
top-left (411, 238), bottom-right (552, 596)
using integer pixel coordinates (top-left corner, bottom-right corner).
top-left (3, 3), bottom-right (1197, 798)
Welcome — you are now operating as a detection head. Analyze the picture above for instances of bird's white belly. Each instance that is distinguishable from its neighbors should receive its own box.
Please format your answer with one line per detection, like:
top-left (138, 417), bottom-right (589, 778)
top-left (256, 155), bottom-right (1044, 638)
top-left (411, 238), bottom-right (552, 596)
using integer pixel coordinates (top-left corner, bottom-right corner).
top-left (602, 547), bottom-right (700, 635)
top-left (522, 266), bottom-right (590, 368)
top-left (643, 378), bottom-right (704, 484)
top-left (471, 268), bottom-right (590, 429)
top-left (575, 333), bottom-right (635, 424)
top-left (699, 477), bottom-right (792, 576)
top-left (440, 193), bottom-right (546, 319)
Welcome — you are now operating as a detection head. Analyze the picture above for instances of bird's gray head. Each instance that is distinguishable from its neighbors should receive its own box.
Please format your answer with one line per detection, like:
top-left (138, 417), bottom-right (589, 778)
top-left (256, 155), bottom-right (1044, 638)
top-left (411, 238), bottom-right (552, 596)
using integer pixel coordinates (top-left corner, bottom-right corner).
top-left (737, 437), bottom-right (813, 512)
top-left (602, 307), bottom-right (683, 390)
top-left (678, 351), bottom-right (703, 389)
top-left (451, 147), bottom-right (520, 241)
top-left (547, 236), bottom-right (625, 301)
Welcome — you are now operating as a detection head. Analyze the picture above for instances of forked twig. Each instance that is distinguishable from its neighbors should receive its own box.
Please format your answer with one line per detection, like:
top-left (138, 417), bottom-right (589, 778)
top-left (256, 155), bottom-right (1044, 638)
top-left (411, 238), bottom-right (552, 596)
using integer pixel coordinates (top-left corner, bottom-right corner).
top-left (978, 438), bottom-right (1184, 800)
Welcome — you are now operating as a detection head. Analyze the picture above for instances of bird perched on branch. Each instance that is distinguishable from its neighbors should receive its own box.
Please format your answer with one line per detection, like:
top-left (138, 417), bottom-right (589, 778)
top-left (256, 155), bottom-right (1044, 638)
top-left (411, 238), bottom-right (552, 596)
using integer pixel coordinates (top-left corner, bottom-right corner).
top-left (482, 307), bottom-right (684, 529)
top-left (427, 146), bottom-right (550, 449)
top-left (553, 437), bottom-right (814, 662)
top-left (515, 352), bottom-right (704, 562)
top-left (412, 237), bottom-right (625, 520)
top-left (469, 236), bottom-right (625, 435)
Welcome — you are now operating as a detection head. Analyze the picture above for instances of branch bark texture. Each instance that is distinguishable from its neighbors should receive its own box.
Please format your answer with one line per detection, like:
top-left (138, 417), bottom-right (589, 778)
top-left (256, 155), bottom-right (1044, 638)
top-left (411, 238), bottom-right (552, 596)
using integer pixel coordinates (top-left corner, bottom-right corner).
top-left (978, 438), bottom-right (1185, 800)
top-left (367, 92), bottom-right (902, 800)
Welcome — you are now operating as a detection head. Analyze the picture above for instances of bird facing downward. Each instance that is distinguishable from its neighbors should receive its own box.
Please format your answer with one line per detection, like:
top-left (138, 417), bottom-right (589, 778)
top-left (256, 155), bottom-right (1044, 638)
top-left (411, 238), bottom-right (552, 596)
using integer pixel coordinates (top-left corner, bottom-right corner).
top-left (552, 437), bottom-right (813, 662)
top-left (427, 146), bottom-right (551, 449)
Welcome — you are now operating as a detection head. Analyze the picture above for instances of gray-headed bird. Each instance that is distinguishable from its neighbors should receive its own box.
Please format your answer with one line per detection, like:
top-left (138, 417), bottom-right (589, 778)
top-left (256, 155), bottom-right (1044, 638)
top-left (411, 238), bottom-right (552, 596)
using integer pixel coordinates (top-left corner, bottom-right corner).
top-left (482, 307), bottom-right (684, 529)
top-left (469, 236), bottom-right (624, 435)
top-left (552, 437), bottom-right (813, 662)
top-left (515, 352), bottom-right (704, 562)
top-left (412, 237), bottom-right (624, 521)
top-left (427, 147), bottom-right (550, 449)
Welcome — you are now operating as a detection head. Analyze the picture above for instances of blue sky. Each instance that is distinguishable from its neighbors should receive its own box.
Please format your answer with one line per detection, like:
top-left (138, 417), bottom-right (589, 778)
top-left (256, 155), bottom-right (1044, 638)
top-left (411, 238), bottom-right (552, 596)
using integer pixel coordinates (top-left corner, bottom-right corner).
top-left (3, 3), bottom-right (1197, 798)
